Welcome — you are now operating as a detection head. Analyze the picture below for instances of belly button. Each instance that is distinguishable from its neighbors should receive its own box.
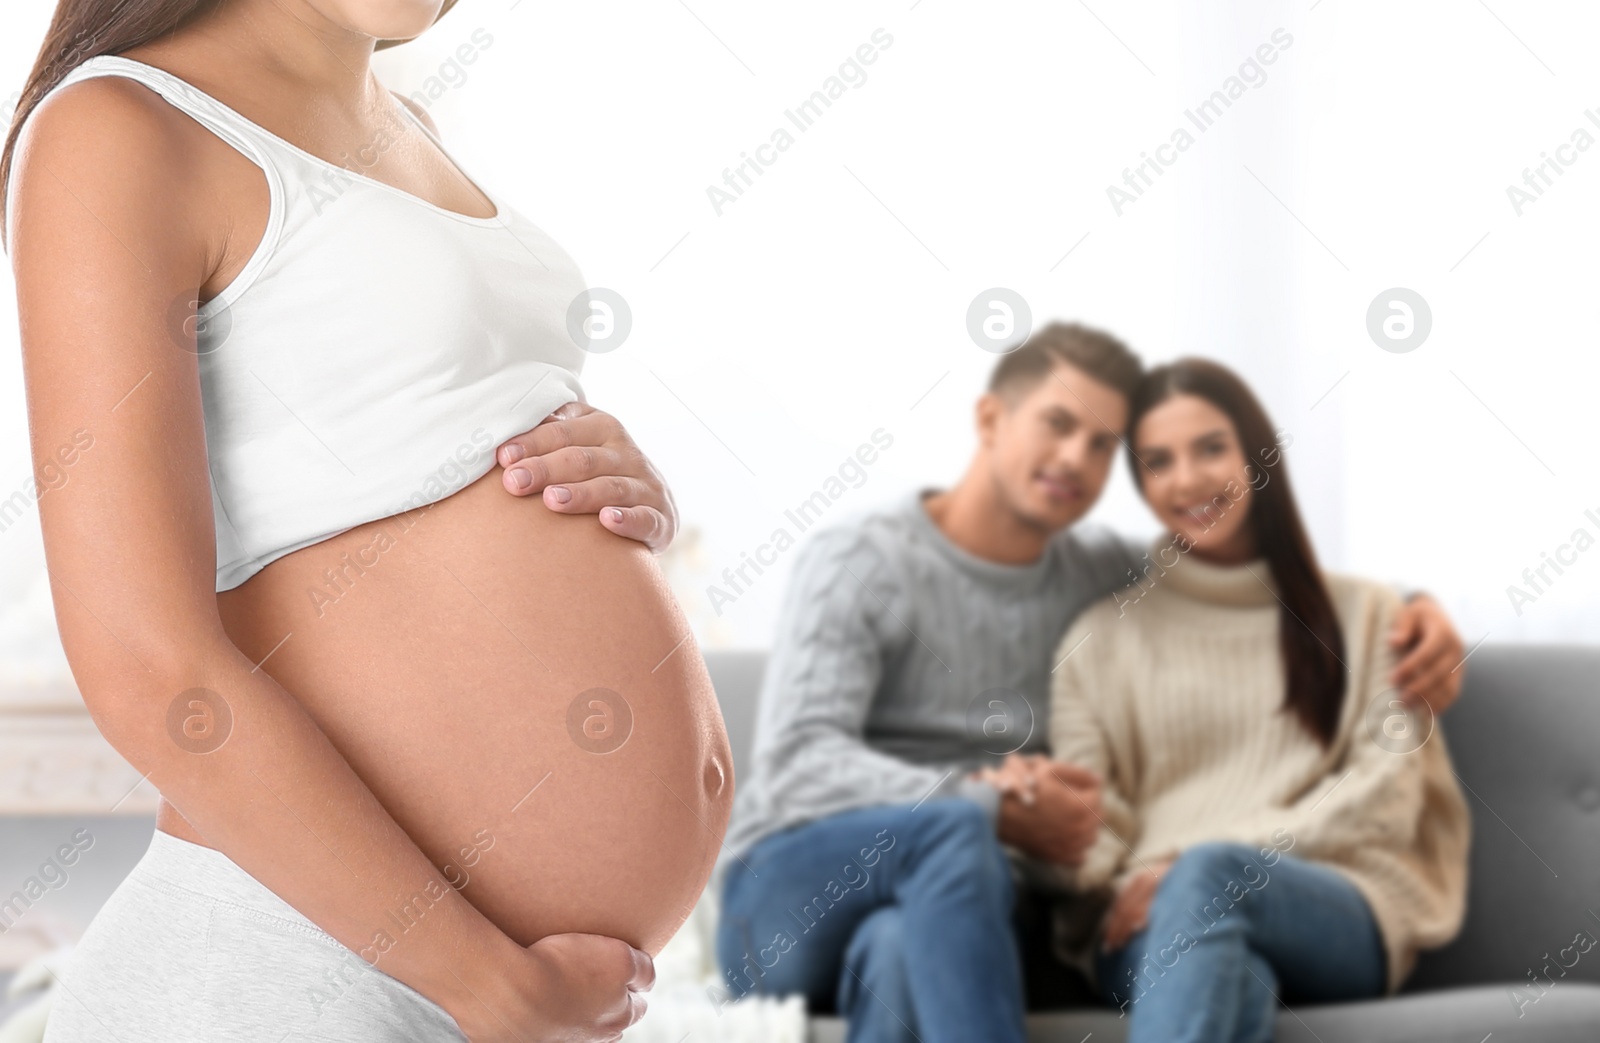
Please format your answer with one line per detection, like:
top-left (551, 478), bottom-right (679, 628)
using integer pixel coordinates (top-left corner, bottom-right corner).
top-left (703, 755), bottom-right (727, 799)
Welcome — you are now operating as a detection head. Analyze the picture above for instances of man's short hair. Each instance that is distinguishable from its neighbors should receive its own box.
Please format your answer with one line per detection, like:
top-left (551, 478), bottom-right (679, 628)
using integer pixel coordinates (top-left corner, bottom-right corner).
top-left (986, 322), bottom-right (1143, 405)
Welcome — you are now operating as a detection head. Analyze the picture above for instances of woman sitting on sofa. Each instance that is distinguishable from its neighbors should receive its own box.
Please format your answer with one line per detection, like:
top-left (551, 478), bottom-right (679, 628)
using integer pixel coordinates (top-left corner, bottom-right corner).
top-left (997, 358), bottom-right (1471, 1042)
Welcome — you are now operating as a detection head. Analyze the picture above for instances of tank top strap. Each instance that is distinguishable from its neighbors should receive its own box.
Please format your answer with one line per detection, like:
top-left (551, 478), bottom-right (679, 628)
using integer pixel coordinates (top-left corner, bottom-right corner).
top-left (53, 55), bottom-right (282, 184)
top-left (8, 55), bottom-right (278, 241)
top-left (41, 54), bottom-right (289, 322)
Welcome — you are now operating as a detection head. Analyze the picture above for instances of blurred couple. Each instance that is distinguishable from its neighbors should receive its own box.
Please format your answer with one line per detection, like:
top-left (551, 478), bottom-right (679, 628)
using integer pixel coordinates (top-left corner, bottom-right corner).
top-left (711, 322), bottom-right (1471, 1043)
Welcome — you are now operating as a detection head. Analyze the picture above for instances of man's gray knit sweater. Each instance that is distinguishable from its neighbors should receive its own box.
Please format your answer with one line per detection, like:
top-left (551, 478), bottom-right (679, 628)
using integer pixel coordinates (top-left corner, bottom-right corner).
top-left (714, 487), bottom-right (1141, 892)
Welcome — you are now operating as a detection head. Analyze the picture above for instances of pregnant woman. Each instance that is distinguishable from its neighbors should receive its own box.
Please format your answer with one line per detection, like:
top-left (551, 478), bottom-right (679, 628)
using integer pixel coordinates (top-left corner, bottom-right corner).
top-left (989, 358), bottom-right (1471, 1042)
top-left (4, 2), bottom-right (733, 1041)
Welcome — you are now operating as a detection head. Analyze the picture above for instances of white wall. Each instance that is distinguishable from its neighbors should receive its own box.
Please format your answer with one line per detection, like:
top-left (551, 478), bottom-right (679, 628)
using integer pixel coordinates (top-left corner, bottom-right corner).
top-left (1, 1), bottom-right (1595, 704)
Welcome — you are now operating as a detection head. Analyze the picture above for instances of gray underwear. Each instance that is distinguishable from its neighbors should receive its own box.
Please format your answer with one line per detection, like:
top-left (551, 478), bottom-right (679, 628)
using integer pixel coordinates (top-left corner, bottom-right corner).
top-left (40, 827), bottom-right (467, 1042)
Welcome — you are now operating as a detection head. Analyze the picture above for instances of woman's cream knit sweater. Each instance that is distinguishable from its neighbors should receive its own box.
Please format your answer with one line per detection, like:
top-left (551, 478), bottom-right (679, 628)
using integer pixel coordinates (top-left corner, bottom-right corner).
top-left (1046, 544), bottom-right (1472, 994)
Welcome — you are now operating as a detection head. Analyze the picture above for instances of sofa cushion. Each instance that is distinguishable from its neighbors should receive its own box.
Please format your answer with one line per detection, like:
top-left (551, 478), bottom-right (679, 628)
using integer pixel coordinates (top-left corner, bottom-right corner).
top-left (1404, 645), bottom-right (1600, 992)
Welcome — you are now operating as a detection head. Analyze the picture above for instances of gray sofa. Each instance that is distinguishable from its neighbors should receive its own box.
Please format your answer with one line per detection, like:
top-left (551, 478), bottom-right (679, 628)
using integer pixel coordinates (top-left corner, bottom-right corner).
top-left (702, 644), bottom-right (1600, 1042)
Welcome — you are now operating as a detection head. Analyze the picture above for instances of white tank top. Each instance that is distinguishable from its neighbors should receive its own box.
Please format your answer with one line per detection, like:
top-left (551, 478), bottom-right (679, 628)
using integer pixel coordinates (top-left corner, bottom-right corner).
top-left (30, 55), bottom-right (591, 591)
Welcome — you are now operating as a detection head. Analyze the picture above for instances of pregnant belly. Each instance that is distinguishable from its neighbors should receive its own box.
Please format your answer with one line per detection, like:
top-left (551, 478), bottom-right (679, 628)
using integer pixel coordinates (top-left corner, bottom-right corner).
top-left (201, 467), bottom-right (734, 955)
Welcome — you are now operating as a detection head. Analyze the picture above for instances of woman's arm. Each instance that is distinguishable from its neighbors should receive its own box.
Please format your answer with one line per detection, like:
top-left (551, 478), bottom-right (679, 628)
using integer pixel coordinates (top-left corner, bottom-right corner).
top-left (1206, 586), bottom-right (1439, 861)
top-left (1047, 615), bottom-right (1149, 892)
top-left (9, 80), bottom-right (645, 1041)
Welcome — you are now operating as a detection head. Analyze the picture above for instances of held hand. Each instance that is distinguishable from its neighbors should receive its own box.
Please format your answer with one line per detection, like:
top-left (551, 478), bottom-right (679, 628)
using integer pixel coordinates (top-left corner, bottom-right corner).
top-left (1100, 857), bottom-right (1175, 953)
top-left (992, 754), bottom-right (1102, 867)
top-left (449, 932), bottom-right (654, 1043)
top-left (976, 752), bottom-right (1097, 804)
top-left (495, 402), bottom-right (679, 553)
top-left (974, 752), bottom-right (1041, 805)
top-left (1388, 593), bottom-right (1465, 715)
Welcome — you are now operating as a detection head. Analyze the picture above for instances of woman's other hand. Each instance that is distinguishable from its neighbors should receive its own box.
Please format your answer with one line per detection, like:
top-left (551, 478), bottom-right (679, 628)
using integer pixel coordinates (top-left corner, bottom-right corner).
top-left (495, 402), bottom-right (678, 553)
top-left (1388, 593), bottom-right (1466, 715)
top-left (1100, 856), bottom-right (1177, 953)
top-left (449, 931), bottom-right (654, 1043)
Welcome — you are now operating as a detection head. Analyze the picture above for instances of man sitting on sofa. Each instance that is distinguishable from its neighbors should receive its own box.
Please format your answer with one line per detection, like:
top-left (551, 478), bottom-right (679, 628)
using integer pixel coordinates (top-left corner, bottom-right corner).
top-left (710, 321), bottom-right (1467, 1043)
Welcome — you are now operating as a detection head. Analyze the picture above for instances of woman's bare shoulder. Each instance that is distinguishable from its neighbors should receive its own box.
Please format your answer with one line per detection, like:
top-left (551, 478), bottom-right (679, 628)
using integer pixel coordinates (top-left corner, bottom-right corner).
top-left (10, 73), bottom-right (211, 248)
top-left (18, 71), bottom-right (200, 171)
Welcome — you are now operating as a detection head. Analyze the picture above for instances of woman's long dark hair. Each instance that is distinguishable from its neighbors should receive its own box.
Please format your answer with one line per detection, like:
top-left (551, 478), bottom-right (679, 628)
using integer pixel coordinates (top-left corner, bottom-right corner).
top-left (1127, 358), bottom-right (1347, 748)
top-left (0, 0), bottom-right (456, 245)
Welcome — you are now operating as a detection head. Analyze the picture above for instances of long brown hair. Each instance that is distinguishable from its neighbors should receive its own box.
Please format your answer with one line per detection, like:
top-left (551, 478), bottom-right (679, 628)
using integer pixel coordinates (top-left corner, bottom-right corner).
top-left (1127, 358), bottom-right (1348, 747)
top-left (0, 0), bottom-right (457, 245)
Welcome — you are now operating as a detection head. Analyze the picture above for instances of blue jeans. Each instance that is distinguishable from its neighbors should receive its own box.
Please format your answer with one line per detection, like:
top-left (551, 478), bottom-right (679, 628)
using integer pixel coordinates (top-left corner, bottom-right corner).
top-left (1095, 841), bottom-right (1388, 1043)
top-left (715, 798), bottom-right (1026, 1043)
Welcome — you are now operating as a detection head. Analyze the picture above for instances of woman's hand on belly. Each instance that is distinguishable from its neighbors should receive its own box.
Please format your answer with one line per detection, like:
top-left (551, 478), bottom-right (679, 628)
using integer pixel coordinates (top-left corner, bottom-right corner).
top-left (450, 931), bottom-right (653, 1043)
top-left (494, 401), bottom-right (678, 553)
